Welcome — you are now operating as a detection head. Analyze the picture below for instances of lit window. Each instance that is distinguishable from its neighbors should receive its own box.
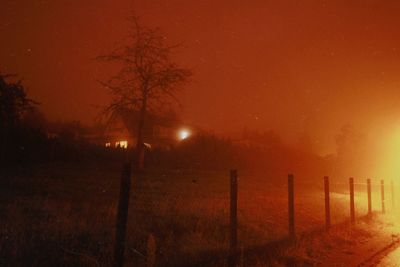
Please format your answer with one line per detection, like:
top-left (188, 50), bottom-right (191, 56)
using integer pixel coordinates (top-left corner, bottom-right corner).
top-left (115, 140), bottom-right (128, 149)
top-left (105, 142), bottom-right (111, 147)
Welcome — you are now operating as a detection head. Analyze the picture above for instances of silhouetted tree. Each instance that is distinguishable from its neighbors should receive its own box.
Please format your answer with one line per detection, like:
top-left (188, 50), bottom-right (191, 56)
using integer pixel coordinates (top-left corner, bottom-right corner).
top-left (0, 73), bottom-right (36, 164)
top-left (98, 17), bottom-right (192, 169)
top-left (0, 74), bottom-right (35, 126)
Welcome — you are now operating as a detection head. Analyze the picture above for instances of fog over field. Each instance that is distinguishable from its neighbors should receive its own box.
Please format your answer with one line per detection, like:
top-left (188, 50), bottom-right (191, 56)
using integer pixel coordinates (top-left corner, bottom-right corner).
top-left (2, 1), bottom-right (400, 266)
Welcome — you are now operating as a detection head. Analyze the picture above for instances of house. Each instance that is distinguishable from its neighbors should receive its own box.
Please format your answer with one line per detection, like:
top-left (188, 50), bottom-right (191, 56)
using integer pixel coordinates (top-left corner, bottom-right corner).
top-left (96, 110), bottom-right (188, 149)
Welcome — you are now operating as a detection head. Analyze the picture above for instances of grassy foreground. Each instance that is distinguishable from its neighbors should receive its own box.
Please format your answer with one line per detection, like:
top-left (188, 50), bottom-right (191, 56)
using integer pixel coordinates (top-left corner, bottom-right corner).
top-left (0, 162), bottom-right (387, 266)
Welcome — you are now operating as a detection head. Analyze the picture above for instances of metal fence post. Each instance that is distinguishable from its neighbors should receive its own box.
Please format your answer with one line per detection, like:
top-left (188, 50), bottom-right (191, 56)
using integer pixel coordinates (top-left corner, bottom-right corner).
top-left (349, 177), bottom-right (355, 224)
top-left (381, 180), bottom-right (385, 214)
top-left (288, 174), bottom-right (295, 239)
top-left (324, 176), bottom-right (330, 230)
top-left (229, 170), bottom-right (238, 267)
top-left (391, 180), bottom-right (395, 210)
top-left (367, 179), bottom-right (372, 215)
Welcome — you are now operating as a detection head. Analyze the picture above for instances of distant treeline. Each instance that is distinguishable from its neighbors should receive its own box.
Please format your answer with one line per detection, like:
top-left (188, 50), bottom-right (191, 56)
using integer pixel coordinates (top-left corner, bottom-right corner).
top-left (2, 73), bottom-right (368, 179)
top-left (2, 106), bottom-right (330, 178)
top-left (0, 116), bottom-right (126, 167)
top-left (146, 132), bottom-right (331, 178)
top-left (0, 74), bottom-right (124, 169)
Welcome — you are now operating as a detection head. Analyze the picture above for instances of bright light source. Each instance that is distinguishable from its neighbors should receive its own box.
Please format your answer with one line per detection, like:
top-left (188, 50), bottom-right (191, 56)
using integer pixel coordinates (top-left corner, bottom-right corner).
top-left (115, 140), bottom-right (128, 149)
top-left (178, 129), bottom-right (190, 140)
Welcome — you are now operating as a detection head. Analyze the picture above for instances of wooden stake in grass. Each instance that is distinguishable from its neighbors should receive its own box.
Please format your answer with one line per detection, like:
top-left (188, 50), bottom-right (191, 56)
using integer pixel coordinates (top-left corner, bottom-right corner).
top-left (114, 163), bottom-right (132, 267)
top-left (288, 174), bottom-right (295, 239)
top-left (147, 233), bottom-right (156, 267)
top-left (228, 169), bottom-right (238, 267)
top-left (324, 176), bottom-right (331, 230)
top-left (349, 177), bottom-right (355, 224)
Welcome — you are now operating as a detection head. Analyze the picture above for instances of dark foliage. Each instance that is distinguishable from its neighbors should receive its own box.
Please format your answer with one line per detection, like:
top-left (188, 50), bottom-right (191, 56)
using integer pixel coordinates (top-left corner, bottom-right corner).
top-left (0, 74), bottom-right (36, 127)
top-left (145, 131), bottom-right (329, 177)
top-left (0, 74), bottom-right (127, 170)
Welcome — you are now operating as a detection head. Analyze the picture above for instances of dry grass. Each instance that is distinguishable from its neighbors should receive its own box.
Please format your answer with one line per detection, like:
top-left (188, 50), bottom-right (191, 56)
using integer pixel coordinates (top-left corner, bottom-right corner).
top-left (0, 162), bottom-right (389, 266)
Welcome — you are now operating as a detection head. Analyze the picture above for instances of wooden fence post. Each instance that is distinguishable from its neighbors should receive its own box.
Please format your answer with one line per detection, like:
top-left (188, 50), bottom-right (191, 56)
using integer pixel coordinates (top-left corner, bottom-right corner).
top-left (349, 177), bottom-right (355, 224)
top-left (229, 170), bottom-right (238, 267)
top-left (114, 163), bottom-right (132, 267)
top-left (367, 179), bottom-right (372, 215)
top-left (381, 180), bottom-right (385, 214)
top-left (324, 176), bottom-right (330, 230)
top-left (288, 174), bottom-right (295, 239)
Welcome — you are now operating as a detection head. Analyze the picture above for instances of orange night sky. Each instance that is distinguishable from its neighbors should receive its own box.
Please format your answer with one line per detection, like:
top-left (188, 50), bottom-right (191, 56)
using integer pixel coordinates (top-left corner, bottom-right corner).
top-left (2, 0), bottom-right (400, 154)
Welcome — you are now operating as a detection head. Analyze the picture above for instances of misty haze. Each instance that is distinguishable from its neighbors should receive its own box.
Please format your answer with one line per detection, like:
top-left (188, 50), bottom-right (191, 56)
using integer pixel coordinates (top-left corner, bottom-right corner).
top-left (2, 1), bottom-right (400, 266)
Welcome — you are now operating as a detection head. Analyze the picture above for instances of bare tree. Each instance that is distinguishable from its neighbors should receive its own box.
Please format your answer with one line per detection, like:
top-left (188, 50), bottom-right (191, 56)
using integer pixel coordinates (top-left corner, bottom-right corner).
top-left (98, 17), bottom-right (192, 169)
top-left (0, 73), bottom-right (36, 164)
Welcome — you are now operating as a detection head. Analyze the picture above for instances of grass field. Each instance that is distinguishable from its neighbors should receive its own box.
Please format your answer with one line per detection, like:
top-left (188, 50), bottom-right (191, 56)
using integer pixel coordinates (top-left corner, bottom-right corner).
top-left (0, 162), bottom-right (390, 266)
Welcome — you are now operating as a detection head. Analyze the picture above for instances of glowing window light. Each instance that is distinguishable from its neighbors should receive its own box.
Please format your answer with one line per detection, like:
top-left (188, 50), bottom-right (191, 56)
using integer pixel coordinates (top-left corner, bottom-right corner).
top-left (105, 142), bottom-right (111, 147)
top-left (178, 129), bottom-right (190, 140)
top-left (115, 140), bottom-right (128, 149)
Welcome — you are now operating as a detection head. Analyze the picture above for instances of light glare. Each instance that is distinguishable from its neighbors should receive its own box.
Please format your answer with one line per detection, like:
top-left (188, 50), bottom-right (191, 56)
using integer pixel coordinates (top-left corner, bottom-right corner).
top-left (179, 129), bottom-right (190, 140)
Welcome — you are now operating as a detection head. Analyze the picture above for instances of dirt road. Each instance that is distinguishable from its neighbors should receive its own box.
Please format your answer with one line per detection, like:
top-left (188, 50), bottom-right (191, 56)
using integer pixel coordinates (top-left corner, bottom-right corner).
top-left (376, 244), bottom-right (400, 266)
